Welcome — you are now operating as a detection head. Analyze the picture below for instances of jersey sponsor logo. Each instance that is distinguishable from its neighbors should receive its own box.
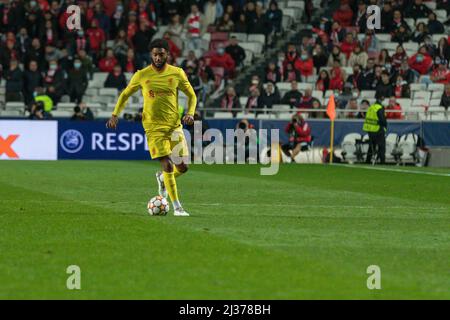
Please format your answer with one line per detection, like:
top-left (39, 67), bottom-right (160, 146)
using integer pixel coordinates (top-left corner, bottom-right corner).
top-left (60, 129), bottom-right (84, 153)
top-left (148, 89), bottom-right (174, 98)
top-left (0, 134), bottom-right (19, 158)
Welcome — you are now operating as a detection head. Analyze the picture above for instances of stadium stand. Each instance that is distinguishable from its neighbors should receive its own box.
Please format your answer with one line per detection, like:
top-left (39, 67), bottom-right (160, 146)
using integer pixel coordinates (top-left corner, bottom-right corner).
top-left (0, 0), bottom-right (448, 123)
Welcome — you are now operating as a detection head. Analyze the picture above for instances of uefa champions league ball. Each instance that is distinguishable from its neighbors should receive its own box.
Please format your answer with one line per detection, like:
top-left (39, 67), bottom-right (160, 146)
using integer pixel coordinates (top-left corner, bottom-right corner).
top-left (147, 196), bottom-right (170, 216)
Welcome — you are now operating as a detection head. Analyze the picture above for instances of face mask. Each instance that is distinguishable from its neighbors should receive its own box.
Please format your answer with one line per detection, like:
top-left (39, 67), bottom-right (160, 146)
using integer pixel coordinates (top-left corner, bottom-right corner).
top-left (301, 54), bottom-right (308, 60)
top-left (30, 1), bottom-right (36, 7)
top-left (78, 31), bottom-right (84, 37)
top-left (416, 54), bottom-right (423, 62)
top-left (352, 92), bottom-right (358, 98)
top-left (252, 80), bottom-right (259, 85)
top-left (218, 48), bottom-right (225, 55)
top-left (386, 64), bottom-right (391, 69)
top-left (74, 63), bottom-right (81, 69)
top-left (50, 64), bottom-right (57, 70)
top-left (117, 5), bottom-right (123, 11)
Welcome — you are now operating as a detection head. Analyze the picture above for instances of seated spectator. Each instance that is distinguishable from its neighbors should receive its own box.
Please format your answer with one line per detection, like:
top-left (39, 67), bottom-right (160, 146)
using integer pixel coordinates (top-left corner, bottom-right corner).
top-left (376, 71), bottom-right (394, 100)
top-left (181, 51), bottom-right (199, 72)
top-left (362, 29), bottom-right (379, 58)
top-left (296, 50), bottom-right (314, 79)
top-left (332, 3), bottom-right (353, 27)
top-left (163, 32), bottom-right (181, 61)
top-left (315, 70), bottom-right (330, 94)
top-left (340, 33), bottom-right (358, 60)
top-left (225, 37), bottom-right (246, 69)
top-left (265, 62), bottom-right (281, 83)
top-left (67, 58), bottom-right (88, 103)
top-left (247, 75), bottom-right (263, 96)
top-left (427, 12), bottom-right (445, 35)
top-left (393, 74), bottom-right (411, 98)
top-left (346, 64), bottom-right (363, 90)
top-left (329, 67), bottom-right (344, 91)
top-left (34, 87), bottom-right (54, 113)
top-left (282, 62), bottom-right (301, 82)
top-left (245, 88), bottom-right (263, 112)
top-left (123, 48), bottom-right (138, 73)
top-left (412, 22), bottom-right (429, 43)
top-left (104, 65), bottom-right (128, 91)
top-left (234, 13), bottom-right (248, 33)
top-left (345, 98), bottom-right (360, 119)
top-left (220, 86), bottom-right (241, 117)
top-left (386, 97), bottom-right (404, 120)
top-left (348, 44), bottom-right (369, 69)
top-left (436, 38), bottom-right (450, 62)
top-left (4, 59), bottom-right (24, 102)
top-left (394, 60), bottom-right (417, 84)
top-left (423, 36), bottom-right (437, 57)
top-left (312, 44), bottom-right (328, 73)
top-left (440, 84), bottom-right (450, 110)
top-left (78, 49), bottom-right (94, 78)
top-left (392, 24), bottom-right (411, 44)
top-left (297, 88), bottom-right (314, 109)
top-left (389, 10), bottom-right (410, 32)
top-left (405, 0), bottom-right (432, 20)
top-left (167, 14), bottom-right (184, 51)
top-left (392, 45), bottom-right (407, 70)
top-left (281, 81), bottom-right (303, 108)
top-left (408, 47), bottom-right (433, 75)
top-left (328, 46), bottom-right (347, 67)
top-left (99, 48), bottom-right (118, 73)
top-left (216, 13), bottom-right (234, 32)
top-left (377, 49), bottom-right (391, 67)
top-left (282, 114), bottom-right (312, 162)
top-left (335, 83), bottom-right (353, 109)
top-left (185, 65), bottom-right (202, 96)
top-left (431, 60), bottom-right (450, 84)
top-left (261, 82), bottom-right (280, 110)
top-left (283, 43), bottom-right (300, 72)
top-left (329, 21), bottom-right (346, 46)
top-left (310, 98), bottom-right (324, 118)
top-left (23, 60), bottom-right (43, 105)
top-left (266, 1), bottom-right (283, 35)
top-left (210, 44), bottom-right (235, 78)
top-left (43, 60), bottom-right (66, 105)
top-left (204, 0), bottom-right (224, 28)
top-left (86, 19), bottom-right (106, 60)
top-left (185, 4), bottom-right (204, 51)
top-left (359, 99), bottom-right (370, 118)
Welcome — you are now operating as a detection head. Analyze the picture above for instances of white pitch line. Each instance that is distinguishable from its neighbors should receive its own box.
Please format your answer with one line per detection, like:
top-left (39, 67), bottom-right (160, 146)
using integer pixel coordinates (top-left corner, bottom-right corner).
top-left (336, 164), bottom-right (450, 177)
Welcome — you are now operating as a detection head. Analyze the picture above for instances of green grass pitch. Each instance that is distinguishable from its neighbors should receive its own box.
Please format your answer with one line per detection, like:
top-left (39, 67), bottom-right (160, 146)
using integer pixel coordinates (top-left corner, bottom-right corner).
top-left (0, 160), bottom-right (449, 299)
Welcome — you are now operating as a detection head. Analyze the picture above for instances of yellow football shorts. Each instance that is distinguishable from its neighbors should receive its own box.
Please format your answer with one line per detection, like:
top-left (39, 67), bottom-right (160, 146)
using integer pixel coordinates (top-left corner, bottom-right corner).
top-left (145, 127), bottom-right (189, 159)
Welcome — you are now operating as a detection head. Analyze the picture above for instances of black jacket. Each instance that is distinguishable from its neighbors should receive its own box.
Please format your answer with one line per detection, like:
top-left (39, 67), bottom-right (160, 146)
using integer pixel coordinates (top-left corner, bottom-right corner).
top-left (104, 72), bottom-right (127, 91)
top-left (5, 67), bottom-right (24, 93)
top-left (225, 44), bottom-right (246, 66)
top-left (281, 90), bottom-right (303, 107)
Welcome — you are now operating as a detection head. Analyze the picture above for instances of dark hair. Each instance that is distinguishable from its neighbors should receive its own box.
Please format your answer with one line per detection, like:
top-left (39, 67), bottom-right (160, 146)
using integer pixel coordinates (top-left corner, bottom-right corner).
top-left (148, 38), bottom-right (169, 52)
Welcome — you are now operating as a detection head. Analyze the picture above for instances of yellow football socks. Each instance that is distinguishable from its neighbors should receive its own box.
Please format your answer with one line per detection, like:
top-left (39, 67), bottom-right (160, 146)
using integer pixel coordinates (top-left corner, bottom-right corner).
top-left (163, 171), bottom-right (179, 203)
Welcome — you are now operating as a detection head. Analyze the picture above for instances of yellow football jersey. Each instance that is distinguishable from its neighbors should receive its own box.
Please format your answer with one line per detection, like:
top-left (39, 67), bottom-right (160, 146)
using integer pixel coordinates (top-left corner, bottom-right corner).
top-left (112, 64), bottom-right (197, 131)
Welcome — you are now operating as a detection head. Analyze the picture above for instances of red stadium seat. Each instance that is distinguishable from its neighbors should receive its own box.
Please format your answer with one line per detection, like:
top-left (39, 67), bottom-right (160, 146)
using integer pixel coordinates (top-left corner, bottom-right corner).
top-left (211, 32), bottom-right (229, 41)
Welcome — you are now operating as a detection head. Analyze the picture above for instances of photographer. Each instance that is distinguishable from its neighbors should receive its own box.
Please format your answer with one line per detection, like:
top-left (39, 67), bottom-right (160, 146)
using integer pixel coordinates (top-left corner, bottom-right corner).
top-left (234, 119), bottom-right (257, 163)
top-left (282, 114), bottom-right (312, 162)
top-left (28, 101), bottom-right (52, 120)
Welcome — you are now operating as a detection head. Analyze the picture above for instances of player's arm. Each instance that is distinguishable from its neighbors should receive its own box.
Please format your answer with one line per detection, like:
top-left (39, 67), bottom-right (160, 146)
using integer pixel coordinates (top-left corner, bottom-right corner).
top-left (177, 68), bottom-right (197, 125)
top-left (106, 71), bottom-right (141, 129)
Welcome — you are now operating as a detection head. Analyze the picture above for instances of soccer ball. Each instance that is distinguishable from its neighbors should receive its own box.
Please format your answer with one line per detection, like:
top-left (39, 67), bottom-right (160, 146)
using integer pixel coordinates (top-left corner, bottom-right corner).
top-left (147, 195), bottom-right (170, 216)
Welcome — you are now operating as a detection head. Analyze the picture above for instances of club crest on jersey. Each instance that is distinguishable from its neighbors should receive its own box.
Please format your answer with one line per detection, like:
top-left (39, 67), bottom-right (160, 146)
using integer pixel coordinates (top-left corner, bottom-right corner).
top-left (145, 80), bottom-right (150, 84)
top-left (168, 78), bottom-right (173, 85)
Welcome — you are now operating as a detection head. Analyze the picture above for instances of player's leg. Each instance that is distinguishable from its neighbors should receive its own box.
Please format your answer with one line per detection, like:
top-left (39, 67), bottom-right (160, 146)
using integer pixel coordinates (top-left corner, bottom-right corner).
top-left (159, 156), bottom-right (189, 216)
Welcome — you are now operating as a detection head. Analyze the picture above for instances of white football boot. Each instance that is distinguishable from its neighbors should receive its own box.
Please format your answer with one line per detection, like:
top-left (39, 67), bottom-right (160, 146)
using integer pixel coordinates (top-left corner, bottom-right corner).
top-left (174, 207), bottom-right (190, 217)
top-left (155, 171), bottom-right (168, 198)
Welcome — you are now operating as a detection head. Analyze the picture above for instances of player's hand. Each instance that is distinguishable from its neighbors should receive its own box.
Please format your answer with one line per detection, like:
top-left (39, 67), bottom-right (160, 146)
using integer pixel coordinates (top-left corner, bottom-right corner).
top-left (182, 114), bottom-right (194, 126)
top-left (106, 115), bottom-right (119, 130)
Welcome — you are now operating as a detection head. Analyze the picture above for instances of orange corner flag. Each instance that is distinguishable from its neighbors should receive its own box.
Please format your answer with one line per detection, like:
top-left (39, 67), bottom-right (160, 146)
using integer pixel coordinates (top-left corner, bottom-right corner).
top-left (327, 94), bottom-right (336, 121)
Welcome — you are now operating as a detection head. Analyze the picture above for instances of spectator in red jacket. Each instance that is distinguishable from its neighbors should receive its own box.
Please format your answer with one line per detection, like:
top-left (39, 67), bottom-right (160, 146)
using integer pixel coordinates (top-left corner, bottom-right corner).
top-left (340, 33), bottom-right (357, 60)
top-left (86, 19), bottom-right (106, 57)
top-left (332, 3), bottom-right (353, 27)
top-left (283, 43), bottom-right (300, 72)
top-left (386, 97), bottom-right (404, 119)
top-left (408, 47), bottom-right (433, 75)
top-left (99, 48), bottom-right (118, 73)
top-left (210, 45), bottom-right (236, 78)
top-left (431, 60), bottom-right (450, 84)
top-left (163, 32), bottom-right (181, 61)
top-left (329, 67), bottom-right (344, 91)
top-left (295, 50), bottom-right (314, 78)
top-left (392, 45), bottom-right (408, 71)
top-left (282, 114), bottom-right (312, 162)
